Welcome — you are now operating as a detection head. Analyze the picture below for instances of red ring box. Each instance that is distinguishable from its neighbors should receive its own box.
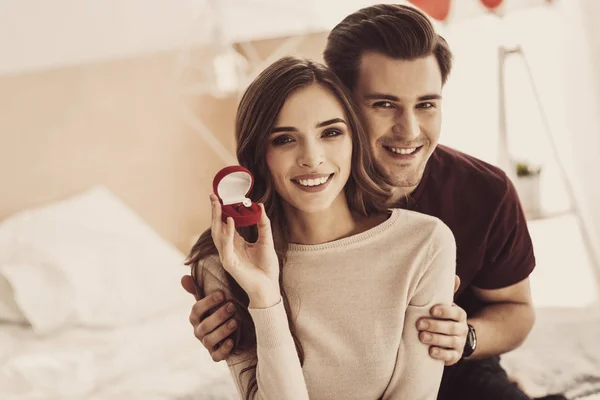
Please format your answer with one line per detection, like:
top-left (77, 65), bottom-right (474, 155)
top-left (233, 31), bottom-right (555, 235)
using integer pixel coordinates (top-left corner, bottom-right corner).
top-left (213, 166), bottom-right (262, 227)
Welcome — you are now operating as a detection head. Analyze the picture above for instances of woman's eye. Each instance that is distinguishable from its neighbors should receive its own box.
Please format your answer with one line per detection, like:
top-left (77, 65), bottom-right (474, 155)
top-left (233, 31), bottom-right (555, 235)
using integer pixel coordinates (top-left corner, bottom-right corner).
top-left (322, 129), bottom-right (343, 138)
top-left (373, 101), bottom-right (394, 109)
top-left (272, 135), bottom-right (294, 146)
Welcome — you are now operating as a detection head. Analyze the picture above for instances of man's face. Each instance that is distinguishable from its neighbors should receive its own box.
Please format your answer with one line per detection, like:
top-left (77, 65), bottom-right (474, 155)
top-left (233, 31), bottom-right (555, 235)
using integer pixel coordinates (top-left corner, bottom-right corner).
top-left (354, 52), bottom-right (443, 189)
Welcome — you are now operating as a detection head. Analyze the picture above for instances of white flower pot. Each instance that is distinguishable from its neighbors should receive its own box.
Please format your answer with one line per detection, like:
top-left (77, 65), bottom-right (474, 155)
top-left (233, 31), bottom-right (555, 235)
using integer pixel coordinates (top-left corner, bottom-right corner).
top-left (515, 174), bottom-right (542, 219)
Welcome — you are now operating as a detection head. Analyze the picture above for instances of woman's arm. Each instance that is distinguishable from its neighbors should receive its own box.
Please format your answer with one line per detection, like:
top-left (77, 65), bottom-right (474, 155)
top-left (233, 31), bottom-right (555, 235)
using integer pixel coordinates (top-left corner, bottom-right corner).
top-left (201, 195), bottom-right (309, 399)
top-left (382, 221), bottom-right (457, 400)
top-left (201, 258), bottom-right (309, 400)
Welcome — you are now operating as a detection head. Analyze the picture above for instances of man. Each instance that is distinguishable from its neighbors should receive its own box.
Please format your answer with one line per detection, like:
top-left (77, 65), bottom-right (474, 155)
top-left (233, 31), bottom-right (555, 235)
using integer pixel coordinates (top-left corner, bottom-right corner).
top-left (182, 4), bottom-right (557, 399)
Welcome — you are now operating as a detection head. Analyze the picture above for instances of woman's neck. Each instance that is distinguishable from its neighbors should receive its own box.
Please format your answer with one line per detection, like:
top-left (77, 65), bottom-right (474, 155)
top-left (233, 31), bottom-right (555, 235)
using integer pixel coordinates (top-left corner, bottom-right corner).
top-left (284, 195), bottom-right (377, 245)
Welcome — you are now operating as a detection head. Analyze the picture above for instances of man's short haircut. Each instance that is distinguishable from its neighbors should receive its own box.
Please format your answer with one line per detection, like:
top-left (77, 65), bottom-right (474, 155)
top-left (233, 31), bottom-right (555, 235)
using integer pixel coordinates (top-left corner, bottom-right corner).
top-left (324, 4), bottom-right (453, 90)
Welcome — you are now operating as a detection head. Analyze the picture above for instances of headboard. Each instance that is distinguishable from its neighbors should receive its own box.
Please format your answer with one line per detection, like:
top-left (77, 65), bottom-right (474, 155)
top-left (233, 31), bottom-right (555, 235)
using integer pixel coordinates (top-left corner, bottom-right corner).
top-left (0, 33), bottom-right (327, 253)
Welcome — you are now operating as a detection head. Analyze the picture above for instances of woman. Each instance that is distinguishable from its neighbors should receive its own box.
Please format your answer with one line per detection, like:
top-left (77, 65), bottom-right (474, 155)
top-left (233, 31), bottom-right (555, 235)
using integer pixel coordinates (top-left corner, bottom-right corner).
top-left (186, 56), bottom-right (456, 400)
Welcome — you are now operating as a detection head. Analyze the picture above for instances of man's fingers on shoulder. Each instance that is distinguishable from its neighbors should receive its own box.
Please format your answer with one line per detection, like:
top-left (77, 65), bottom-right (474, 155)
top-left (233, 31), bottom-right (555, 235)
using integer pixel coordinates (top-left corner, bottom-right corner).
top-left (200, 319), bottom-right (237, 352)
top-left (452, 334), bottom-right (466, 350)
top-left (189, 298), bottom-right (211, 326)
top-left (421, 330), bottom-right (463, 351)
top-left (430, 304), bottom-right (451, 319)
top-left (457, 321), bottom-right (469, 336)
top-left (441, 319), bottom-right (467, 336)
top-left (453, 304), bottom-right (468, 322)
top-left (194, 303), bottom-right (236, 339)
top-left (444, 352), bottom-right (462, 366)
top-left (429, 346), bottom-right (461, 365)
top-left (211, 339), bottom-right (234, 362)
top-left (181, 275), bottom-right (198, 298)
top-left (207, 302), bottom-right (236, 329)
top-left (190, 292), bottom-right (225, 322)
top-left (454, 322), bottom-right (469, 337)
top-left (431, 304), bottom-right (466, 322)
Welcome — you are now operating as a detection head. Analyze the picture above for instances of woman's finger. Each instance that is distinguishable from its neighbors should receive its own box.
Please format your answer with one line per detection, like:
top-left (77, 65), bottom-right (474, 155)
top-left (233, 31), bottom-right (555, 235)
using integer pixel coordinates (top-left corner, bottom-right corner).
top-left (256, 203), bottom-right (274, 246)
top-left (210, 194), bottom-right (223, 250)
top-left (233, 228), bottom-right (245, 250)
top-left (222, 217), bottom-right (237, 272)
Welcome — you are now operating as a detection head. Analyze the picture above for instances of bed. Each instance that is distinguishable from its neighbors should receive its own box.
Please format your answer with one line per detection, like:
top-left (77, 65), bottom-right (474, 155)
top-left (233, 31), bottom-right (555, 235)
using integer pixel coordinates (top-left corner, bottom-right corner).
top-left (0, 308), bottom-right (237, 400)
top-left (1, 187), bottom-right (598, 400)
top-left (0, 187), bottom-right (237, 400)
top-left (501, 306), bottom-right (600, 400)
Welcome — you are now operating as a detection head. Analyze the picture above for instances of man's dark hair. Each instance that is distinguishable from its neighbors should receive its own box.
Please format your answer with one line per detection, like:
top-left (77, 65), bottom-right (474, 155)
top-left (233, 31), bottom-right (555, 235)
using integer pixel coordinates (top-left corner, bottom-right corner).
top-left (324, 4), bottom-right (453, 90)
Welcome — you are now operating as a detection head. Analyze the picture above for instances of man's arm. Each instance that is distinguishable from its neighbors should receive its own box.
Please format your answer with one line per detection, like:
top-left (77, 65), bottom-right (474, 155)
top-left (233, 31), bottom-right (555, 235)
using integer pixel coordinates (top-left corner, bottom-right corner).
top-left (418, 173), bottom-right (536, 365)
top-left (417, 277), bottom-right (535, 364)
top-left (467, 277), bottom-right (535, 359)
top-left (462, 175), bottom-right (536, 359)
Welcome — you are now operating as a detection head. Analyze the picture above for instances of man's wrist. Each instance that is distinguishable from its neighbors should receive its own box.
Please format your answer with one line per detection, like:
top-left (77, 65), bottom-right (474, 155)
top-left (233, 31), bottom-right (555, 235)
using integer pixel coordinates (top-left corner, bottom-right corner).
top-left (462, 323), bottom-right (477, 358)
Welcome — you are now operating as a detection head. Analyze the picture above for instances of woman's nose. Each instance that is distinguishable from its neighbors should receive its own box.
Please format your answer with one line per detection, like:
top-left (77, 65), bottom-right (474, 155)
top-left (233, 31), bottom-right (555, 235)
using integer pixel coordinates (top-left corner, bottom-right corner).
top-left (297, 141), bottom-right (324, 168)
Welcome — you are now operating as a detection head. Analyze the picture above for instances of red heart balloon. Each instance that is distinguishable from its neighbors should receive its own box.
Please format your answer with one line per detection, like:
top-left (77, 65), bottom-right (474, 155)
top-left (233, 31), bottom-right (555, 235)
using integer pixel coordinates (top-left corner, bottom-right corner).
top-left (480, 0), bottom-right (504, 9)
top-left (407, 0), bottom-right (451, 21)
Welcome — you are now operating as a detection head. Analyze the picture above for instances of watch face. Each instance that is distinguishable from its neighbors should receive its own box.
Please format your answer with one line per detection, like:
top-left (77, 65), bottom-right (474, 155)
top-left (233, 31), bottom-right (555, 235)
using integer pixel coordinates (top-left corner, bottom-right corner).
top-left (463, 324), bottom-right (477, 358)
top-left (469, 326), bottom-right (477, 347)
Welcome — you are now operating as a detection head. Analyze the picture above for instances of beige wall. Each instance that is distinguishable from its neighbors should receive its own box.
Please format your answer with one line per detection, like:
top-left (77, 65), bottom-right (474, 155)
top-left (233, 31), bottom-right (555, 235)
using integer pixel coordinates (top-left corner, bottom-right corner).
top-left (0, 33), bottom-right (327, 253)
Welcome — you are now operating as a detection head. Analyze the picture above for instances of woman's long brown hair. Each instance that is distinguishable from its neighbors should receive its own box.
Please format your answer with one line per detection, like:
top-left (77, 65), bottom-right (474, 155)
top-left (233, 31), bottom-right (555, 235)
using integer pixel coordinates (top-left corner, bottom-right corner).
top-left (185, 56), bottom-right (392, 399)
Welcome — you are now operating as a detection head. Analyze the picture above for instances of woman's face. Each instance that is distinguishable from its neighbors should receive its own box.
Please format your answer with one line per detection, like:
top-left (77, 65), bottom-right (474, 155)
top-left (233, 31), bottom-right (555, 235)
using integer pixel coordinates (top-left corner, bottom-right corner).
top-left (265, 84), bottom-right (353, 214)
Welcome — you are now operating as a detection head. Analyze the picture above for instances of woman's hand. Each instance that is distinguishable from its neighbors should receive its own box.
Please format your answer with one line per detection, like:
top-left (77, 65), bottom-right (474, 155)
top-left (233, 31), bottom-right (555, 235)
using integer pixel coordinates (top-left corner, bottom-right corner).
top-left (210, 194), bottom-right (281, 308)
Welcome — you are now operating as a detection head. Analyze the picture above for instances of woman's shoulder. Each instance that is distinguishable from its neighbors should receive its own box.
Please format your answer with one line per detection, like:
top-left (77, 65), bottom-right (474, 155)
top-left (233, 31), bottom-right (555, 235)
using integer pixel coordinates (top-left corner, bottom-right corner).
top-left (197, 254), bottom-right (228, 286)
top-left (389, 208), bottom-right (450, 232)
top-left (389, 208), bottom-right (455, 248)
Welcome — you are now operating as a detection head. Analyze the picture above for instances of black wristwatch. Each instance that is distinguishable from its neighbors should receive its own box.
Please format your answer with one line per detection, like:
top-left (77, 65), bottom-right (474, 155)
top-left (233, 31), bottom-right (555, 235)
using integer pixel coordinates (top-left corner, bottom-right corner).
top-left (462, 323), bottom-right (477, 359)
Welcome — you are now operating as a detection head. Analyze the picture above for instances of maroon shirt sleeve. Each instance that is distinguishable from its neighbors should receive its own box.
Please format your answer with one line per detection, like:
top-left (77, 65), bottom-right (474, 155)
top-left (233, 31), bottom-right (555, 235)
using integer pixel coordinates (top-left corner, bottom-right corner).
top-left (472, 175), bottom-right (536, 290)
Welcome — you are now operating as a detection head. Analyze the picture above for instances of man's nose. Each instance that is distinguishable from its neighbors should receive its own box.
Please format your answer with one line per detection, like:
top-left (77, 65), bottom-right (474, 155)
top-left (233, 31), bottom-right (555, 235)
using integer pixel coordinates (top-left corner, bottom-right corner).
top-left (392, 111), bottom-right (420, 141)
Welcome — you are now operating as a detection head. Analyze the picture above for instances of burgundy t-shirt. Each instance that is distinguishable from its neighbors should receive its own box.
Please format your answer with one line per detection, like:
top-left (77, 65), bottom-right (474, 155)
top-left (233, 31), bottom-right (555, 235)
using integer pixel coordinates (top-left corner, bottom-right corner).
top-left (397, 145), bottom-right (536, 315)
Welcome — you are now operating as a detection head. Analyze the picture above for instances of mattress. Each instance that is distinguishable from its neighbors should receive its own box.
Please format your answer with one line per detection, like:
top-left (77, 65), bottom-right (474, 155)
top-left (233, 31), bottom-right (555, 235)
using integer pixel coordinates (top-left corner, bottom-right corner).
top-left (2, 304), bottom-right (599, 399)
top-left (501, 306), bottom-right (600, 400)
top-left (0, 303), bottom-right (238, 400)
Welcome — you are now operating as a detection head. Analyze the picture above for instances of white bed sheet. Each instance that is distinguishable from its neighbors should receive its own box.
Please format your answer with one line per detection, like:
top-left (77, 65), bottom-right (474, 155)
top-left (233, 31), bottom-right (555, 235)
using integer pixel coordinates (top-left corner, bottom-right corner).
top-left (3, 303), bottom-right (598, 400)
top-left (501, 306), bottom-right (600, 399)
top-left (0, 302), bottom-right (238, 400)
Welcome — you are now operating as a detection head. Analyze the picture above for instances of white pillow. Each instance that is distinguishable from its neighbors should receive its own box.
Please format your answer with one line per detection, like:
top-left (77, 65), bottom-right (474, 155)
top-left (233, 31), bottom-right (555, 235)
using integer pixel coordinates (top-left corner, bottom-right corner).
top-left (0, 272), bottom-right (25, 322)
top-left (0, 186), bottom-right (191, 334)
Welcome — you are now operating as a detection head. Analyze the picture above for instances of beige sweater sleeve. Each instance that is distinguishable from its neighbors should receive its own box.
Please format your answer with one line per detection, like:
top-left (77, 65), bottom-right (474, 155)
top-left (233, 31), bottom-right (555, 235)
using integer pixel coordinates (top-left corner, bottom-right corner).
top-left (382, 221), bottom-right (457, 400)
top-left (199, 257), bottom-right (309, 400)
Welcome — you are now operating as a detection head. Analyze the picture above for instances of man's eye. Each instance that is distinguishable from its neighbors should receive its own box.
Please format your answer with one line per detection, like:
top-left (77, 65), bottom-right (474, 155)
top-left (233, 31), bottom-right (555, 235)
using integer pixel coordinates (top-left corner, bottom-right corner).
top-left (417, 102), bottom-right (436, 109)
top-left (373, 101), bottom-right (394, 109)
top-left (272, 135), bottom-right (294, 146)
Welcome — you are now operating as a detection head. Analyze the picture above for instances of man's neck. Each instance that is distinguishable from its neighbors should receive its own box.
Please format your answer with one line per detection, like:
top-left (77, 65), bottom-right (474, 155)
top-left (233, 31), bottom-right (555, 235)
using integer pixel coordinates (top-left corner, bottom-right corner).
top-left (387, 185), bottom-right (418, 207)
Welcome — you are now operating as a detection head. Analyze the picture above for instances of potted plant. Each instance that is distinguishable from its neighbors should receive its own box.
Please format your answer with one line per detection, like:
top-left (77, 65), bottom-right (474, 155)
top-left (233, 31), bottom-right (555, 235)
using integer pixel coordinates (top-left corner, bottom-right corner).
top-left (514, 160), bottom-right (542, 219)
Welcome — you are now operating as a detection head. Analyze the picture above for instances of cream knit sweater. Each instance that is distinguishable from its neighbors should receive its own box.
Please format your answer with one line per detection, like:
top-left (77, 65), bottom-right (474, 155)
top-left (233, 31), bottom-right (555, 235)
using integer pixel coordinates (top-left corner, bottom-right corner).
top-left (200, 209), bottom-right (456, 400)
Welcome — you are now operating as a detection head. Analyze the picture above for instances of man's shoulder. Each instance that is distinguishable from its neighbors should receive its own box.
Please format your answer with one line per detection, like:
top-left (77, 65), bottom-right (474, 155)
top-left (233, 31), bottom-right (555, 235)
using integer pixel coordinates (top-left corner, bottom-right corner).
top-left (433, 145), bottom-right (507, 183)
top-left (430, 145), bottom-right (511, 202)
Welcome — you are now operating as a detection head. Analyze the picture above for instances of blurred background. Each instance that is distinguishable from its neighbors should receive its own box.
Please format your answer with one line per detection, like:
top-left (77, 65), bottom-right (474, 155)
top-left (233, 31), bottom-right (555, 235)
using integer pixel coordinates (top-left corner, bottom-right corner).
top-left (0, 1), bottom-right (599, 399)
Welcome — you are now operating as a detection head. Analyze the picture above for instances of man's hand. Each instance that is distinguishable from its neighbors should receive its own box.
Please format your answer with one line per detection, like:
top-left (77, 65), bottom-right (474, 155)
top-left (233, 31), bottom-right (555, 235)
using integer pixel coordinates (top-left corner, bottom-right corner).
top-left (181, 275), bottom-right (238, 362)
top-left (416, 275), bottom-right (468, 366)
